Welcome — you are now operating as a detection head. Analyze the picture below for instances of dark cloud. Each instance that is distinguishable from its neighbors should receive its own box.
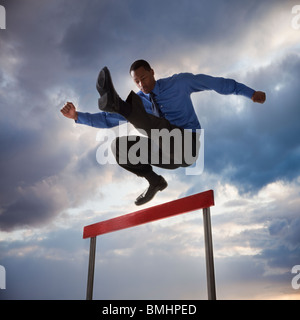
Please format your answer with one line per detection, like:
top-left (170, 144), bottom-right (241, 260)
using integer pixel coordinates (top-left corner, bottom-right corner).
top-left (0, 184), bottom-right (66, 230)
top-left (200, 54), bottom-right (300, 193)
top-left (49, 0), bottom-right (284, 74)
top-left (0, 0), bottom-right (109, 230)
top-left (0, 123), bottom-right (107, 231)
top-left (0, 79), bottom-right (107, 231)
top-left (1, 254), bottom-right (87, 299)
top-left (0, 0), bottom-right (299, 300)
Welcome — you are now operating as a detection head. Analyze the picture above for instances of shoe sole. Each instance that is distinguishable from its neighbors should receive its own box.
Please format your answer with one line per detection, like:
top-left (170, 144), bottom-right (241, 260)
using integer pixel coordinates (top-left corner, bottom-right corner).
top-left (98, 69), bottom-right (106, 92)
top-left (98, 93), bottom-right (108, 111)
top-left (96, 67), bottom-right (116, 97)
top-left (135, 179), bottom-right (168, 206)
top-left (98, 92), bottom-right (120, 113)
top-left (96, 67), bottom-right (106, 96)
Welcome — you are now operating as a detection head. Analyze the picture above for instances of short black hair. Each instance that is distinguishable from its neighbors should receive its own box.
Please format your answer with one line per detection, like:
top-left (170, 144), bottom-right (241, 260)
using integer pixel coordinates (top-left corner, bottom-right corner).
top-left (129, 59), bottom-right (152, 73)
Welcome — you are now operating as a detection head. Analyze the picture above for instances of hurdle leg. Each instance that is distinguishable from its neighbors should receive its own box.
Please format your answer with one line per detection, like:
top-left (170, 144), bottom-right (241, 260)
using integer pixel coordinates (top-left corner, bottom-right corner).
top-left (86, 236), bottom-right (97, 300)
top-left (202, 207), bottom-right (216, 300)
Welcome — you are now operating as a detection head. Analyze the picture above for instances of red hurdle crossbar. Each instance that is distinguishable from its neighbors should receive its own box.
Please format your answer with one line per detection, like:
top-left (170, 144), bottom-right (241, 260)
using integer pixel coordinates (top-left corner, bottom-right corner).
top-left (83, 190), bottom-right (216, 300)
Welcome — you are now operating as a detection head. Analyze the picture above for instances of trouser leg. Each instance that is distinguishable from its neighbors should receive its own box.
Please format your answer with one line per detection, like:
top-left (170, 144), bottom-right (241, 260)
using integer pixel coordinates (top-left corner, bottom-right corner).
top-left (111, 90), bottom-right (200, 179)
top-left (111, 136), bottom-right (154, 178)
top-left (111, 133), bottom-right (200, 180)
top-left (123, 90), bottom-right (200, 162)
top-left (123, 91), bottom-right (176, 135)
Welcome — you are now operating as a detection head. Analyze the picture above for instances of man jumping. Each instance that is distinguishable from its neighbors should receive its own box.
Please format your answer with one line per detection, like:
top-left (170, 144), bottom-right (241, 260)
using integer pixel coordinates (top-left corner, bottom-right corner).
top-left (61, 59), bottom-right (266, 205)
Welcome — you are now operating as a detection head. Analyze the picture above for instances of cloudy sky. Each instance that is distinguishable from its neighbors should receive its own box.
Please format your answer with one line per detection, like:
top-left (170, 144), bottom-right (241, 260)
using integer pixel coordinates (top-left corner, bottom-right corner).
top-left (0, 0), bottom-right (300, 300)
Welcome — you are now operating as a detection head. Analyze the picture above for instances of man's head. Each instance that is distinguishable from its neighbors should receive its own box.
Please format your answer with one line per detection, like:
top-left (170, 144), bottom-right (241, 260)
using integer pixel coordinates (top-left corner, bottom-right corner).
top-left (130, 59), bottom-right (156, 94)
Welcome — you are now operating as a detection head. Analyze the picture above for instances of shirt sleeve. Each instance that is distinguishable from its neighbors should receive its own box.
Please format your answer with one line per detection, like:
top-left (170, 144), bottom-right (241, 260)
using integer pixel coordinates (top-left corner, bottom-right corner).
top-left (182, 73), bottom-right (256, 99)
top-left (75, 111), bottom-right (127, 128)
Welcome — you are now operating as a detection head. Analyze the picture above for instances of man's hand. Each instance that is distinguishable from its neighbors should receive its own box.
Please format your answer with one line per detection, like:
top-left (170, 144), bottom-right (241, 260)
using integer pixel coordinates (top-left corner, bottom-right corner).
top-left (251, 91), bottom-right (266, 104)
top-left (60, 102), bottom-right (78, 120)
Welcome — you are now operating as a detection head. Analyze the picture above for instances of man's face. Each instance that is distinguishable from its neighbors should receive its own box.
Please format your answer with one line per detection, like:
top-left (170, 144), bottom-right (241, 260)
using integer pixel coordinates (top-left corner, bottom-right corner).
top-left (131, 67), bottom-right (156, 94)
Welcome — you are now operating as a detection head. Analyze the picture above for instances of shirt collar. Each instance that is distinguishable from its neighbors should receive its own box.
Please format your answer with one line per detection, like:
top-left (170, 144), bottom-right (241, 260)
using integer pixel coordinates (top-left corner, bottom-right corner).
top-left (151, 81), bottom-right (160, 96)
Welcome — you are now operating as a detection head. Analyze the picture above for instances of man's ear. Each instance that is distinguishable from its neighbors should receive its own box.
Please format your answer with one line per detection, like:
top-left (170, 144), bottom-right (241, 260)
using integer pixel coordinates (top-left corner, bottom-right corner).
top-left (151, 69), bottom-right (155, 77)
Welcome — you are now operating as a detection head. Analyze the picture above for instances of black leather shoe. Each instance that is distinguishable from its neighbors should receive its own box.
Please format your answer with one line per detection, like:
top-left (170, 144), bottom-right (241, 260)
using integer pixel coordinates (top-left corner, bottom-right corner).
top-left (97, 67), bottom-right (121, 113)
top-left (98, 91), bottom-right (121, 113)
top-left (135, 176), bottom-right (168, 206)
top-left (96, 66), bottom-right (115, 97)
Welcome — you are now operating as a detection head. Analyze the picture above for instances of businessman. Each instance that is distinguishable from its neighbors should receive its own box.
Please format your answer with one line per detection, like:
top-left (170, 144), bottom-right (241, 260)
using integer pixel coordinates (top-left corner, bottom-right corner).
top-left (61, 60), bottom-right (266, 205)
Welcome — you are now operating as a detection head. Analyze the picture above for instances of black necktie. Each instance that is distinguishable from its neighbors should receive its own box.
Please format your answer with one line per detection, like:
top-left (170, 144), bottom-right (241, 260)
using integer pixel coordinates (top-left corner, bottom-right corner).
top-left (149, 92), bottom-right (161, 117)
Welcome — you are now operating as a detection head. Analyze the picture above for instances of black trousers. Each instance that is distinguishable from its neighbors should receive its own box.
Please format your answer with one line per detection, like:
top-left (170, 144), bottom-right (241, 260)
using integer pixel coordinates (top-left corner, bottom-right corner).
top-left (111, 91), bottom-right (200, 178)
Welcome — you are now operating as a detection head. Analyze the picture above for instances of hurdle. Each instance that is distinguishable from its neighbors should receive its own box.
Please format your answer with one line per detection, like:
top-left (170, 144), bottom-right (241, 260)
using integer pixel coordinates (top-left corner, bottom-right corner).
top-left (83, 189), bottom-right (216, 300)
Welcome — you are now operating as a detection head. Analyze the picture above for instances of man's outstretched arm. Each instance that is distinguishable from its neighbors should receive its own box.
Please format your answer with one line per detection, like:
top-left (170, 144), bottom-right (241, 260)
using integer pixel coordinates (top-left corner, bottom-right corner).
top-left (183, 73), bottom-right (266, 103)
top-left (60, 102), bottom-right (127, 128)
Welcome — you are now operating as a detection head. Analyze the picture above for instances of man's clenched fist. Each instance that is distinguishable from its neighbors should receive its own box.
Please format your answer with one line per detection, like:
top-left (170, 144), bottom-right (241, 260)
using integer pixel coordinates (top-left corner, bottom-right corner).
top-left (61, 102), bottom-right (78, 120)
top-left (251, 91), bottom-right (266, 104)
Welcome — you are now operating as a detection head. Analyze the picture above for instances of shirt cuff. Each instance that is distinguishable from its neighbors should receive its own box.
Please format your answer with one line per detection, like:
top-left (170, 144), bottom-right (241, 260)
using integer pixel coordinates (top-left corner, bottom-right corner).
top-left (244, 87), bottom-right (256, 99)
top-left (75, 112), bottom-right (92, 126)
top-left (237, 83), bottom-right (256, 99)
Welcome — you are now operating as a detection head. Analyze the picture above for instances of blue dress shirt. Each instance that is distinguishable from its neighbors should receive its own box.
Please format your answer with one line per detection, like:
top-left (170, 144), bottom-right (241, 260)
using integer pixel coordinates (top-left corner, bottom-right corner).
top-left (76, 73), bottom-right (255, 130)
